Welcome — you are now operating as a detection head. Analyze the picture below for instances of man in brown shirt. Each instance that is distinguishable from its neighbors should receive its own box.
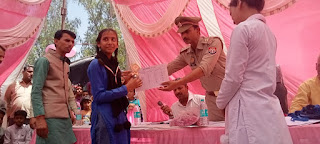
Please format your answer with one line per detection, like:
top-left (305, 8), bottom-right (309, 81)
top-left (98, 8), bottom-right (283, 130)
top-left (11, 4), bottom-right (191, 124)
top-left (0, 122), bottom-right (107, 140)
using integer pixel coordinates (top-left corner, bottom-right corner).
top-left (159, 16), bottom-right (226, 121)
top-left (31, 30), bottom-right (77, 143)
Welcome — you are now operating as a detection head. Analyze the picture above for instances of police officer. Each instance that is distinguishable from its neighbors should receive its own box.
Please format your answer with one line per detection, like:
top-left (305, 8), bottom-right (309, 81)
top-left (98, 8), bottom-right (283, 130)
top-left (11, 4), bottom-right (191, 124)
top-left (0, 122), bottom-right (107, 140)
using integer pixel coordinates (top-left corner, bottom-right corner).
top-left (159, 16), bottom-right (226, 121)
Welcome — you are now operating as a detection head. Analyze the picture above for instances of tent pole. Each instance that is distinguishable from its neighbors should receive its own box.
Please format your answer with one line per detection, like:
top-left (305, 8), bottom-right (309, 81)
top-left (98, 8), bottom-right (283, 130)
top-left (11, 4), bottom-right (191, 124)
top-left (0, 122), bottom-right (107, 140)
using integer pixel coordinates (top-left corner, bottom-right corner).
top-left (61, 0), bottom-right (67, 30)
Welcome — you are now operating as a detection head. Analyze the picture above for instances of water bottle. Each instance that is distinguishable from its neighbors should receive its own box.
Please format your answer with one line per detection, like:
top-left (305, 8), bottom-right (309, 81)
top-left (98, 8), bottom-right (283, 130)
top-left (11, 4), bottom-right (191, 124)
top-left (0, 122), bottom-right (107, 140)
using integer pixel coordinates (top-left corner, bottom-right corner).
top-left (199, 99), bottom-right (208, 126)
top-left (133, 105), bottom-right (141, 126)
top-left (75, 107), bottom-right (83, 126)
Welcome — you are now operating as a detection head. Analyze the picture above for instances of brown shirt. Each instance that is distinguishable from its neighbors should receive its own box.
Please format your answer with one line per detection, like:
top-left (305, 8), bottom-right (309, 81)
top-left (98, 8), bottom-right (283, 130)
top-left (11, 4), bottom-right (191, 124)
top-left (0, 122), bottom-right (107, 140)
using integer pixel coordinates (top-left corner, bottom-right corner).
top-left (167, 37), bottom-right (226, 92)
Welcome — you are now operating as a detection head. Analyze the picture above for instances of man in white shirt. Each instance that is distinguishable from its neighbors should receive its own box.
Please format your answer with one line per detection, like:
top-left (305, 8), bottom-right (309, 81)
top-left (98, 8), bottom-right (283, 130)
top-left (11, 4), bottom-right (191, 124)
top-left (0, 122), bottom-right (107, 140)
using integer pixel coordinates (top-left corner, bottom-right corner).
top-left (216, 0), bottom-right (292, 143)
top-left (5, 65), bottom-right (35, 127)
top-left (161, 80), bottom-right (205, 118)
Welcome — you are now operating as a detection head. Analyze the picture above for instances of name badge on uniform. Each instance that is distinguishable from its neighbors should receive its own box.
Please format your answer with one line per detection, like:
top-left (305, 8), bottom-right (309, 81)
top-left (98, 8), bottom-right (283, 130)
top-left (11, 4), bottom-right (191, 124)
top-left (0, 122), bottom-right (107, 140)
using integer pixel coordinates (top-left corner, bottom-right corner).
top-left (208, 47), bottom-right (217, 55)
top-left (190, 56), bottom-right (196, 66)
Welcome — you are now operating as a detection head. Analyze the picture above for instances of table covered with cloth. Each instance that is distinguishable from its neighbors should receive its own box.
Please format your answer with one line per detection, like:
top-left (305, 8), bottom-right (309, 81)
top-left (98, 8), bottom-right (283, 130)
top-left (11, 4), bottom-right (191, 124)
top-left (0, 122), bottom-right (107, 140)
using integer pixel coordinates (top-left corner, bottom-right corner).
top-left (30, 122), bottom-right (320, 144)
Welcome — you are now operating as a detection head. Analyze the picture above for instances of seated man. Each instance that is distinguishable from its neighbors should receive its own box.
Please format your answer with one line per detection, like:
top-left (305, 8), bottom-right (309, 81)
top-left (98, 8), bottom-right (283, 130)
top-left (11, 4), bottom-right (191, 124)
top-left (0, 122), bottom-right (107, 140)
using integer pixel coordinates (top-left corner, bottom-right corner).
top-left (161, 79), bottom-right (206, 119)
top-left (289, 55), bottom-right (320, 113)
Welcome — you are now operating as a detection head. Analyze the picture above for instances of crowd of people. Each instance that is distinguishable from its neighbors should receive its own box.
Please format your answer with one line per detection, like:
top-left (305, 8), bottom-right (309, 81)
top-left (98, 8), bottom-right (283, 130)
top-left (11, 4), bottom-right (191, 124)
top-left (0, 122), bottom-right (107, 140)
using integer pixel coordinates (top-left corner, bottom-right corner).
top-left (0, 0), bottom-right (319, 144)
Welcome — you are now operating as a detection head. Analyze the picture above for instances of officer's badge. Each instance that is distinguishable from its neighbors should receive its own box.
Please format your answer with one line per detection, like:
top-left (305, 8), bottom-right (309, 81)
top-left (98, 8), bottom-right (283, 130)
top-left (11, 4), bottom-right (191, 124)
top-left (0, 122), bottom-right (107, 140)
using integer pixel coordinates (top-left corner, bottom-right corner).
top-left (203, 38), bottom-right (209, 43)
top-left (208, 47), bottom-right (217, 54)
top-left (190, 56), bottom-right (196, 66)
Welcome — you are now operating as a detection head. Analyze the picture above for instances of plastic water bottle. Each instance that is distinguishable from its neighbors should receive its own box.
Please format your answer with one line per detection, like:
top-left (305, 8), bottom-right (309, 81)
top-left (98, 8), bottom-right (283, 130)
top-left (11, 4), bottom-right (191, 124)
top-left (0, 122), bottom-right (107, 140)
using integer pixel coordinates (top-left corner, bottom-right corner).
top-left (133, 105), bottom-right (141, 126)
top-left (75, 107), bottom-right (83, 126)
top-left (199, 99), bottom-right (208, 126)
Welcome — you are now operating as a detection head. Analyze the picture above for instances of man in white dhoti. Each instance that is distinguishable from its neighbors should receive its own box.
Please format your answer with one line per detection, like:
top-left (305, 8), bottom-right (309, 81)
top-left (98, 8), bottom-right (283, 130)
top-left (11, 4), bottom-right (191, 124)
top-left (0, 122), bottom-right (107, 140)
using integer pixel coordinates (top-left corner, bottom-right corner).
top-left (216, 0), bottom-right (293, 144)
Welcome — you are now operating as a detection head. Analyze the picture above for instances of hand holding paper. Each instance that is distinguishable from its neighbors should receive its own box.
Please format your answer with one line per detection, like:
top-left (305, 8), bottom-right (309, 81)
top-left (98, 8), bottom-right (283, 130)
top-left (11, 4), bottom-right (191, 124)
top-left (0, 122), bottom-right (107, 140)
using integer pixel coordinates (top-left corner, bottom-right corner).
top-left (158, 80), bottom-right (179, 91)
top-left (135, 64), bottom-right (169, 91)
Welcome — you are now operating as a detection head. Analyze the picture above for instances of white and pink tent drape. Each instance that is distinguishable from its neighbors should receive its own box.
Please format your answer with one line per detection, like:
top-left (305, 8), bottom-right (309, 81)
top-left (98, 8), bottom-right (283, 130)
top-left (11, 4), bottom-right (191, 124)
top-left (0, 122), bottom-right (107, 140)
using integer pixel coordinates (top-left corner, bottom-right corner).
top-left (112, 0), bottom-right (320, 122)
top-left (1, 0), bottom-right (319, 122)
top-left (0, 0), bottom-right (52, 97)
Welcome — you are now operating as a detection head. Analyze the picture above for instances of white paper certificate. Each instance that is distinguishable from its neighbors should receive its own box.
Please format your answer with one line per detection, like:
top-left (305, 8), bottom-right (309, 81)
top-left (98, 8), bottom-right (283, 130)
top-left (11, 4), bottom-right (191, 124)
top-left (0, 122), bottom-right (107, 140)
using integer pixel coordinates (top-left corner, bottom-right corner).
top-left (136, 64), bottom-right (169, 91)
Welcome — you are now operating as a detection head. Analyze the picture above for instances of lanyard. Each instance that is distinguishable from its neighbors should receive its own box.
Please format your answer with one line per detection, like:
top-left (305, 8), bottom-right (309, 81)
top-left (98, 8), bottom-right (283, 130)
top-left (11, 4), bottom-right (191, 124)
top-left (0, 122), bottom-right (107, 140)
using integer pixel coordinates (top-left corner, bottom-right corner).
top-left (103, 65), bottom-right (120, 84)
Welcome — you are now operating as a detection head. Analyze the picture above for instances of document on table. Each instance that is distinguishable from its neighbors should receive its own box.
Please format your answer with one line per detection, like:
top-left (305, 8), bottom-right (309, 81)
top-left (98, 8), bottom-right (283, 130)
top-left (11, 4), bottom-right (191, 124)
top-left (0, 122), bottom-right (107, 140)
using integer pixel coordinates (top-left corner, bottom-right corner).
top-left (136, 64), bottom-right (169, 91)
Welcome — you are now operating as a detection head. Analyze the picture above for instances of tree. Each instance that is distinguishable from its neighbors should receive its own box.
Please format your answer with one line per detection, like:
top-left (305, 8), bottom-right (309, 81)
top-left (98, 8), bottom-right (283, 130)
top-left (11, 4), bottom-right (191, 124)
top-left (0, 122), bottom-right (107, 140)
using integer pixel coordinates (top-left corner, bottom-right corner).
top-left (77, 0), bottom-right (127, 70)
top-left (27, 0), bottom-right (81, 65)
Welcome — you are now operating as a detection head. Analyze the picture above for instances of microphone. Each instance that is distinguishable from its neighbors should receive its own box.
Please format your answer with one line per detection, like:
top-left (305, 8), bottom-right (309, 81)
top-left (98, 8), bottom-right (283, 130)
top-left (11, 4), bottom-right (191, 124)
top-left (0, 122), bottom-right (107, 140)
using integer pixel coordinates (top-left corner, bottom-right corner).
top-left (158, 101), bottom-right (173, 116)
top-left (157, 101), bottom-right (164, 107)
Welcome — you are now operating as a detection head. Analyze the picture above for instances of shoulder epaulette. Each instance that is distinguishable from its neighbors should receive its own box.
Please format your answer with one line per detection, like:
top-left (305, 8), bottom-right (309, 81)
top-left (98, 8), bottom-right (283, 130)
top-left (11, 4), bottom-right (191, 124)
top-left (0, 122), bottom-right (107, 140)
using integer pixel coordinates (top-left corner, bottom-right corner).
top-left (202, 37), bottom-right (214, 45)
top-left (180, 45), bottom-right (190, 53)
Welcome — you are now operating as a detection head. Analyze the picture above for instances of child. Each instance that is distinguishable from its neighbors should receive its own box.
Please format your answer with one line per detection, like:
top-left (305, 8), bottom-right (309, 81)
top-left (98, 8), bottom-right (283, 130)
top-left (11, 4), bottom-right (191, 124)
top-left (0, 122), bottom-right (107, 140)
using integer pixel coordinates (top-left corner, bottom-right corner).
top-left (4, 110), bottom-right (33, 144)
top-left (127, 90), bottom-right (143, 122)
top-left (0, 100), bottom-right (6, 144)
top-left (87, 28), bottom-right (142, 144)
top-left (80, 95), bottom-right (92, 125)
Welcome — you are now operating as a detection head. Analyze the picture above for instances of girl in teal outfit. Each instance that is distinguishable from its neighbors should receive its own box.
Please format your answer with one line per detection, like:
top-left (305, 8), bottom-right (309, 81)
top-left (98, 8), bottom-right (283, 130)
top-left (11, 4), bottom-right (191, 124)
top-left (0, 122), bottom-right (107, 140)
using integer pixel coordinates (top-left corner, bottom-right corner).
top-left (87, 28), bottom-right (142, 144)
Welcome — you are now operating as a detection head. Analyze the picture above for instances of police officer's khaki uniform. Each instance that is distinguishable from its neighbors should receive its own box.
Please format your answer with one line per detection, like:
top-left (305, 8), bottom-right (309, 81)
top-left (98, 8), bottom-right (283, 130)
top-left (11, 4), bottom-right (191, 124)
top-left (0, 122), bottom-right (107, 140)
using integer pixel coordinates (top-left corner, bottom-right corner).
top-left (167, 36), bottom-right (226, 121)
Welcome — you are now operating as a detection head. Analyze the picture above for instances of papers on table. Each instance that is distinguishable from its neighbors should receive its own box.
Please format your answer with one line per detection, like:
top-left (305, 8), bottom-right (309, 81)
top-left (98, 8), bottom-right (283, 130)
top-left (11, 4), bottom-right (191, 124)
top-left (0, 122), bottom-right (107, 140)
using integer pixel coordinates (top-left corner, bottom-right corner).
top-left (130, 121), bottom-right (226, 130)
top-left (131, 122), bottom-right (175, 130)
top-left (136, 64), bottom-right (169, 91)
top-left (72, 125), bottom-right (91, 129)
top-left (285, 116), bottom-right (320, 126)
top-left (208, 121), bottom-right (225, 127)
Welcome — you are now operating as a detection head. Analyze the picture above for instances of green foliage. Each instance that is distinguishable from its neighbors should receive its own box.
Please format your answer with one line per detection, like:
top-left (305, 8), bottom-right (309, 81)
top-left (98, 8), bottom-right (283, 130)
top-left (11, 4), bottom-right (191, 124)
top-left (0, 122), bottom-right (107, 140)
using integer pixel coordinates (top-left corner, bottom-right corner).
top-left (77, 0), bottom-right (127, 70)
top-left (27, 0), bottom-right (81, 65)
top-left (27, 0), bottom-right (127, 70)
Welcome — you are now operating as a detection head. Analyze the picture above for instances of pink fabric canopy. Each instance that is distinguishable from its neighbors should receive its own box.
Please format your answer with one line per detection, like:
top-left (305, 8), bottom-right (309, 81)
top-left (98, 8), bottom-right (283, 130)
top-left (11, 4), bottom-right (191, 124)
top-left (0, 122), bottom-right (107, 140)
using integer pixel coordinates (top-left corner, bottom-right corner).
top-left (267, 0), bottom-right (320, 106)
top-left (1, 0), bottom-right (319, 123)
top-left (215, 0), bottom-right (297, 15)
top-left (113, 0), bottom-right (320, 121)
top-left (0, 0), bottom-right (52, 97)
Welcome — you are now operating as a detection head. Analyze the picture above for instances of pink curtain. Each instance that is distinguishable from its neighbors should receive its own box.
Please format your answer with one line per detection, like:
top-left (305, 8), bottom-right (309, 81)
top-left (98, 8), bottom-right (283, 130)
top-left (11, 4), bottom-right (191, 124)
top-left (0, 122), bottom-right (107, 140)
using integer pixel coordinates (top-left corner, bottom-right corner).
top-left (115, 0), bottom-right (320, 122)
top-left (267, 0), bottom-right (320, 106)
top-left (215, 0), bottom-right (297, 15)
top-left (0, 0), bottom-right (51, 96)
top-left (120, 0), bottom-right (215, 121)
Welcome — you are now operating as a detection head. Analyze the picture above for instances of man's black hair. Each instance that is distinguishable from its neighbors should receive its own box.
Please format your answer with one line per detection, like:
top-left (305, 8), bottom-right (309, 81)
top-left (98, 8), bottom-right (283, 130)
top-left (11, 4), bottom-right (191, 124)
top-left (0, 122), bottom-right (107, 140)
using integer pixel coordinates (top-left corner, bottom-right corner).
top-left (23, 65), bottom-right (34, 71)
top-left (14, 110), bottom-right (27, 118)
top-left (229, 0), bottom-right (265, 12)
top-left (54, 30), bottom-right (76, 40)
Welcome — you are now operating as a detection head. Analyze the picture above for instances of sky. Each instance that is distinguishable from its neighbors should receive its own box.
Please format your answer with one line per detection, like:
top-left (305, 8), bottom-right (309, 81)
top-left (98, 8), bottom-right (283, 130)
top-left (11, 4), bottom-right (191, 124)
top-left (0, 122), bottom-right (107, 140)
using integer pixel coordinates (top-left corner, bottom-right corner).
top-left (67, 0), bottom-right (89, 60)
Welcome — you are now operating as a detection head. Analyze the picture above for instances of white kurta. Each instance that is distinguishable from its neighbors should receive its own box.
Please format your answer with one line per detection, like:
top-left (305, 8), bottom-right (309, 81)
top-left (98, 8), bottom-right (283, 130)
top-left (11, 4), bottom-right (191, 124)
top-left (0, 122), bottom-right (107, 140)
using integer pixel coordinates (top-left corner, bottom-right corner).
top-left (216, 14), bottom-right (292, 144)
top-left (171, 91), bottom-right (205, 118)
